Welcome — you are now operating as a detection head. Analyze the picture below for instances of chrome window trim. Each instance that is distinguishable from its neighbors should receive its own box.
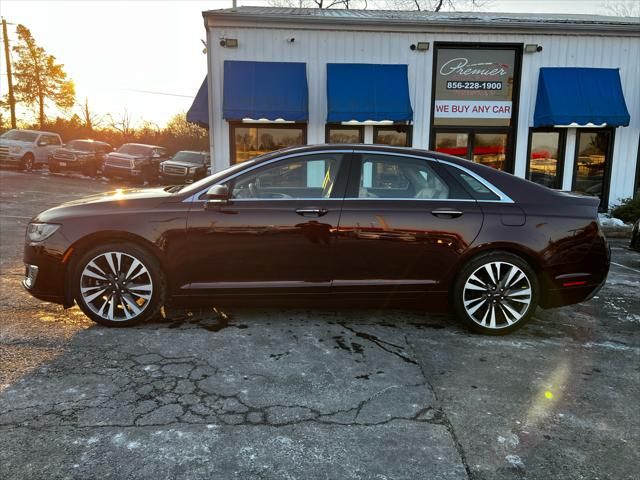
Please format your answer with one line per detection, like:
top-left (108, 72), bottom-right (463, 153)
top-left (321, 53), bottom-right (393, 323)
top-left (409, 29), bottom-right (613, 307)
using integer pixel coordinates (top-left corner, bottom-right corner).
top-left (183, 148), bottom-right (514, 204)
top-left (183, 149), bottom-right (353, 203)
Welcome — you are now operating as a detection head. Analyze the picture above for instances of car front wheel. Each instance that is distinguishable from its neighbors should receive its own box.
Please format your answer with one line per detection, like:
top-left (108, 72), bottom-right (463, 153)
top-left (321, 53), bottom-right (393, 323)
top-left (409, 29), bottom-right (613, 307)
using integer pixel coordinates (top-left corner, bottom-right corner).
top-left (453, 252), bottom-right (538, 335)
top-left (72, 243), bottom-right (166, 327)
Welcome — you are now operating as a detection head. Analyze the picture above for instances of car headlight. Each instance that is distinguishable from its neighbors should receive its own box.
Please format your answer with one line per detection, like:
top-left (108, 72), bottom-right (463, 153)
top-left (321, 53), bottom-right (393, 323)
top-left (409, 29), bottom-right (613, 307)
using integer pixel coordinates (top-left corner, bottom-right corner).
top-left (188, 166), bottom-right (197, 173)
top-left (27, 223), bottom-right (60, 242)
top-left (9, 145), bottom-right (23, 154)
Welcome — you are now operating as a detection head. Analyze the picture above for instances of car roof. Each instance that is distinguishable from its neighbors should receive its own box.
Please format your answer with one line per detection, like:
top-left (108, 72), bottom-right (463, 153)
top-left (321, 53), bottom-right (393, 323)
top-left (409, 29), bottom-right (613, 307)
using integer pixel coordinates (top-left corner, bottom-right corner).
top-left (176, 150), bottom-right (208, 154)
top-left (11, 129), bottom-right (59, 135)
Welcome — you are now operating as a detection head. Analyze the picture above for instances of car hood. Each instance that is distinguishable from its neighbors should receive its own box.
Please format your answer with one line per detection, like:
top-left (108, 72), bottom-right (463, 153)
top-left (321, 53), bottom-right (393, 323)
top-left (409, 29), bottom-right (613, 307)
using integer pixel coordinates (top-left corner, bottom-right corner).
top-left (0, 139), bottom-right (34, 147)
top-left (33, 187), bottom-right (174, 223)
top-left (162, 160), bottom-right (202, 168)
top-left (56, 147), bottom-right (92, 155)
top-left (107, 152), bottom-right (146, 160)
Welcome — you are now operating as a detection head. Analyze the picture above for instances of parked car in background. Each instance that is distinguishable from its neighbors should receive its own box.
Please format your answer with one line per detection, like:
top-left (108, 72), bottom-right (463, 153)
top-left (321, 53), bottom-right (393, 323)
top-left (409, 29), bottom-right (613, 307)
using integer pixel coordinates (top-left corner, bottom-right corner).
top-left (0, 129), bottom-right (62, 171)
top-left (160, 150), bottom-right (210, 184)
top-left (102, 143), bottom-right (168, 184)
top-left (22, 145), bottom-right (610, 334)
top-left (630, 218), bottom-right (640, 252)
top-left (49, 140), bottom-right (113, 177)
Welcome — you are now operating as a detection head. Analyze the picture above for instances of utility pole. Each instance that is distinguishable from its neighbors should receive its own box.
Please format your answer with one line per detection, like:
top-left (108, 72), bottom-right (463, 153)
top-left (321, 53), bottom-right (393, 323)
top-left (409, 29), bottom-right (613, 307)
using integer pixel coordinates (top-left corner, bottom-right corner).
top-left (2, 17), bottom-right (16, 129)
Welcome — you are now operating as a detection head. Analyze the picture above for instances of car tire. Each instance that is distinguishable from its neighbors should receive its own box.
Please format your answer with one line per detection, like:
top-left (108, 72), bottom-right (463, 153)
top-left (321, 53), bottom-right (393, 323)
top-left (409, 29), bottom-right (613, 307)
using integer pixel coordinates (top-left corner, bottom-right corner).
top-left (49, 161), bottom-right (60, 173)
top-left (21, 153), bottom-right (34, 172)
top-left (83, 163), bottom-right (97, 177)
top-left (452, 251), bottom-right (539, 335)
top-left (71, 242), bottom-right (167, 327)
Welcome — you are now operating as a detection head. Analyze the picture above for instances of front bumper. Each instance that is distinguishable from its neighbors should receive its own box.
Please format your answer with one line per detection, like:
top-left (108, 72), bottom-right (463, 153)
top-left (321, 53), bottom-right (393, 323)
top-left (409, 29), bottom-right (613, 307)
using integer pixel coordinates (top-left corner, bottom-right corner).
top-left (22, 243), bottom-right (68, 306)
top-left (103, 165), bottom-right (143, 178)
top-left (160, 172), bottom-right (197, 183)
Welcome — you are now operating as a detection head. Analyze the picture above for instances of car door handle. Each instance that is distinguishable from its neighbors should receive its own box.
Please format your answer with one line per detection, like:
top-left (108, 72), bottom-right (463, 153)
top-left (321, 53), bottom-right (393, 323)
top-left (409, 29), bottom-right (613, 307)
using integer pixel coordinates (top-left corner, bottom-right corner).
top-left (296, 208), bottom-right (329, 217)
top-left (431, 208), bottom-right (463, 218)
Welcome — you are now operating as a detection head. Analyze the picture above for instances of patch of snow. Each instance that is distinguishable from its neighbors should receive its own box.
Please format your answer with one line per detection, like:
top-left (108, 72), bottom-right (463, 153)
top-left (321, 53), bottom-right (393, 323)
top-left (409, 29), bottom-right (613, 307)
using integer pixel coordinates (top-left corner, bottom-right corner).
top-left (598, 214), bottom-right (628, 227)
top-left (506, 454), bottom-right (525, 469)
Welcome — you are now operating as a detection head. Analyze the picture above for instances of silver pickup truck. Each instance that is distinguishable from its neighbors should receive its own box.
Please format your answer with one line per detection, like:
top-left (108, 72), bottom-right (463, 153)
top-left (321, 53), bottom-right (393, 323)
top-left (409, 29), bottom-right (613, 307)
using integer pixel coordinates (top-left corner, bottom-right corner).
top-left (0, 129), bottom-right (63, 171)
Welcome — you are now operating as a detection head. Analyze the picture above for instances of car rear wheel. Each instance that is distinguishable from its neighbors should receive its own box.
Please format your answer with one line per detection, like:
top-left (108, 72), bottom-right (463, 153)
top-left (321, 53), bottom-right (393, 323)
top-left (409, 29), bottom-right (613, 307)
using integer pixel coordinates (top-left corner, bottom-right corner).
top-left (21, 153), bottom-right (34, 172)
top-left (72, 243), bottom-right (166, 327)
top-left (453, 252), bottom-right (538, 335)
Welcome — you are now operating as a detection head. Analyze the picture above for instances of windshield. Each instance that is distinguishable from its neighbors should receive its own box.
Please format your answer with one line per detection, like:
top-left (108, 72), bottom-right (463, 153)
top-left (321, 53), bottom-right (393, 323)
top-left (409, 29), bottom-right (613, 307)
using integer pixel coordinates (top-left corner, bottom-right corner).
top-left (116, 144), bottom-right (152, 155)
top-left (171, 151), bottom-right (207, 165)
top-left (0, 130), bottom-right (39, 142)
top-left (66, 140), bottom-right (94, 152)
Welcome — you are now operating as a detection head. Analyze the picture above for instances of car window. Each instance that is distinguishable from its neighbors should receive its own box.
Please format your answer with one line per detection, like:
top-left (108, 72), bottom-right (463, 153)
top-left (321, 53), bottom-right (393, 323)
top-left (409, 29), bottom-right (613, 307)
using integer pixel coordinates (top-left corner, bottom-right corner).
top-left (356, 155), bottom-right (452, 200)
top-left (441, 164), bottom-right (500, 201)
top-left (230, 154), bottom-right (343, 200)
top-left (39, 135), bottom-right (61, 146)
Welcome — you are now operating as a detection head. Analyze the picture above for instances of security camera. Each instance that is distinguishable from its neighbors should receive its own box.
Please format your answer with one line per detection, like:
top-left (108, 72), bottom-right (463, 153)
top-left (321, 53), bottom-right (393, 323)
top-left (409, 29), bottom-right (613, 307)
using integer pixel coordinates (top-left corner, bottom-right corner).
top-left (219, 39), bottom-right (226, 47)
top-left (536, 45), bottom-right (543, 52)
top-left (286, 37), bottom-right (295, 43)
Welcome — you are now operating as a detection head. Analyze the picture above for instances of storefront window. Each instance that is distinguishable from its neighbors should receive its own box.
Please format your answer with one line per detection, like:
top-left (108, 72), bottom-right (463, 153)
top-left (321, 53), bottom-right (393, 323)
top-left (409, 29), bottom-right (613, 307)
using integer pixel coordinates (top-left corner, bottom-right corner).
top-left (527, 130), bottom-right (564, 189)
top-left (573, 129), bottom-right (613, 205)
top-left (326, 125), bottom-right (364, 144)
top-left (231, 124), bottom-right (306, 164)
top-left (434, 132), bottom-right (468, 157)
top-left (473, 133), bottom-right (507, 171)
top-left (373, 126), bottom-right (412, 146)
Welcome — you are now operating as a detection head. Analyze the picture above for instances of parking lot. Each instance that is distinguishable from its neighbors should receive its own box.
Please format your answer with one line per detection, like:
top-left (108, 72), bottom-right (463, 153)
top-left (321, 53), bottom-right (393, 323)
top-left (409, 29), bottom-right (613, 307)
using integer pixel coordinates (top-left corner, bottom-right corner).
top-left (0, 168), bottom-right (638, 480)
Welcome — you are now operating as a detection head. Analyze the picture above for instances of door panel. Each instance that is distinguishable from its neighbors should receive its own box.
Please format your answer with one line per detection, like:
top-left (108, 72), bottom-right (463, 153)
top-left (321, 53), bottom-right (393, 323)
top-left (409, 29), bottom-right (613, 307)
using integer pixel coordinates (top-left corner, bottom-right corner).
top-left (183, 200), bottom-right (340, 293)
top-left (333, 199), bottom-right (483, 292)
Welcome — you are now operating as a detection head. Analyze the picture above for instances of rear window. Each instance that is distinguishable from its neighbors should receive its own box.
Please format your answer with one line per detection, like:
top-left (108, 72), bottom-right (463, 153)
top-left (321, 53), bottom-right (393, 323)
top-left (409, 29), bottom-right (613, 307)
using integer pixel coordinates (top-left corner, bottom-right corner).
top-left (443, 165), bottom-right (500, 201)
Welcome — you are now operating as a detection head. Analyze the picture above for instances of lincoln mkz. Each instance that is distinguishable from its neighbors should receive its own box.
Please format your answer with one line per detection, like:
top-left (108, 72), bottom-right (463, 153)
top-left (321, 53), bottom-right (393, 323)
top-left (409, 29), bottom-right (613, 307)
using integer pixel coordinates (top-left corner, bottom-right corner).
top-left (23, 145), bottom-right (610, 334)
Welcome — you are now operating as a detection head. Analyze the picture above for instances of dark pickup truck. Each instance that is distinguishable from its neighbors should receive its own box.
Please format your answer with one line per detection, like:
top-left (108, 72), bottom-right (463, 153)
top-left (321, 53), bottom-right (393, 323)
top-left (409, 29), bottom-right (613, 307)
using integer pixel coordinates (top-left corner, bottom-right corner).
top-left (49, 140), bottom-right (113, 177)
top-left (159, 150), bottom-right (210, 184)
top-left (103, 143), bottom-right (168, 184)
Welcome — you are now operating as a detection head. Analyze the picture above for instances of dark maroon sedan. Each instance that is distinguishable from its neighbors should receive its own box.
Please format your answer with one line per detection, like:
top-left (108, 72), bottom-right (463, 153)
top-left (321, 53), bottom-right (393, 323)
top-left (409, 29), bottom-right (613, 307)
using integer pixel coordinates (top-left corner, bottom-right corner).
top-left (23, 145), bottom-right (610, 334)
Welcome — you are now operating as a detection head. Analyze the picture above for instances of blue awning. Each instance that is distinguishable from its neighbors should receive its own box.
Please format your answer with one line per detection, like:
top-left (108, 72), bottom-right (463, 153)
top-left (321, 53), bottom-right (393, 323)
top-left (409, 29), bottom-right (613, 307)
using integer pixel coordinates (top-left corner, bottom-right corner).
top-left (533, 68), bottom-right (630, 127)
top-left (186, 77), bottom-right (209, 128)
top-left (223, 61), bottom-right (308, 121)
top-left (327, 64), bottom-right (413, 122)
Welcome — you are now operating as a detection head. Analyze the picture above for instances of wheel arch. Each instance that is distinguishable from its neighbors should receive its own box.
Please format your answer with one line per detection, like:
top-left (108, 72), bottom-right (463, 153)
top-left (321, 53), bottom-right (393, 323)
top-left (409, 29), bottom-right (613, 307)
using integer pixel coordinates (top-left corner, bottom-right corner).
top-left (445, 242), bottom-right (549, 292)
top-left (63, 230), bottom-right (168, 307)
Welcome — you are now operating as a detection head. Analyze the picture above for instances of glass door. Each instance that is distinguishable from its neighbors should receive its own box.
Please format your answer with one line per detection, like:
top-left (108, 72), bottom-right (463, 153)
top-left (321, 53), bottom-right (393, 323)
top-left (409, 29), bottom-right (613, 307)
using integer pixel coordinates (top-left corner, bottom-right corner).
top-left (573, 129), bottom-right (613, 208)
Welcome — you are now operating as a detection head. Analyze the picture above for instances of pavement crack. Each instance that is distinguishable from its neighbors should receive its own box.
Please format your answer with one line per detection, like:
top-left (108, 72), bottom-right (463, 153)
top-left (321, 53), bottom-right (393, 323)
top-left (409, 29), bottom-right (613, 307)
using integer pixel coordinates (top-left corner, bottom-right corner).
top-left (405, 334), bottom-right (474, 480)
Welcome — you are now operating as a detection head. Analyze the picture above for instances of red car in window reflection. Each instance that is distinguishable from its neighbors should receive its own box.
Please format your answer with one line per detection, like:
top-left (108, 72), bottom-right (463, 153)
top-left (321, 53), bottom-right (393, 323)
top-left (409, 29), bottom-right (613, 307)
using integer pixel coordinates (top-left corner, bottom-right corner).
top-left (23, 145), bottom-right (610, 334)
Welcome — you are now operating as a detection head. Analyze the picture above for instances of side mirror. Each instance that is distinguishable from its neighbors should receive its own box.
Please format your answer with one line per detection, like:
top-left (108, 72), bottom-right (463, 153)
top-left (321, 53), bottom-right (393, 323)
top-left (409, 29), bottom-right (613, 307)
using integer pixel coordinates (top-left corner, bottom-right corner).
top-left (205, 184), bottom-right (230, 204)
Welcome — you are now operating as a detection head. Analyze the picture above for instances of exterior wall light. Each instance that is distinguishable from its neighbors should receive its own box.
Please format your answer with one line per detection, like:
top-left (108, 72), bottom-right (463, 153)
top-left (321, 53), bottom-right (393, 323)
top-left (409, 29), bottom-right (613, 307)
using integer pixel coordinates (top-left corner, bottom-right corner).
top-left (410, 42), bottom-right (430, 51)
top-left (525, 44), bottom-right (543, 53)
top-left (220, 37), bottom-right (238, 48)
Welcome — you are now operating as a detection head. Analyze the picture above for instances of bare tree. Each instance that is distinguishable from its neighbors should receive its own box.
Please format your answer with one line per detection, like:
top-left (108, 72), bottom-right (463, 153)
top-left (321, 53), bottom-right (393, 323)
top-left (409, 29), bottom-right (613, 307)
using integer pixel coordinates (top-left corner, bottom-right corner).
top-left (77, 97), bottom-right (103, 132)
top-left (384, 0), bottom-right (491, 11)
top-left (604, 0), bottom-right (640, 17)
top-left (107, 108), bottom-right (134, 140)
top-left (269, 0), bottom-right (367, 8)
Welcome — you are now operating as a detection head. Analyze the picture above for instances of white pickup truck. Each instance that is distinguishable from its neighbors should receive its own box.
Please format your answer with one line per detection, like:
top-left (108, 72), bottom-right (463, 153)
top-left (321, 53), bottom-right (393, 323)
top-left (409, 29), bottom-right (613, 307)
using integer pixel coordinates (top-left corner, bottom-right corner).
top-left (0, 129), bottom-right (63, 171)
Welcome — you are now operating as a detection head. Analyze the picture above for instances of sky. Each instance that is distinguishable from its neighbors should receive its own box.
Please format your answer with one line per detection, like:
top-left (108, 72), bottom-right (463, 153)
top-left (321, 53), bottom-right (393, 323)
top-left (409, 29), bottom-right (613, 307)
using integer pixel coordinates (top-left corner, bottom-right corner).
top-left (0, 0), bottom-right (635, 128)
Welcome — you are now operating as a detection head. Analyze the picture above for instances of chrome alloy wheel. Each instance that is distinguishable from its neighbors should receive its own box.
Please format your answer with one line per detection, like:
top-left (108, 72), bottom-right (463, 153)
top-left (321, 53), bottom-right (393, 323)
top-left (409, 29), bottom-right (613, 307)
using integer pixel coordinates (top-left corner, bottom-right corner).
top-left (462, 261), bottom-right (532, 330)
top-left (80, 251), bottom-right (153, 322)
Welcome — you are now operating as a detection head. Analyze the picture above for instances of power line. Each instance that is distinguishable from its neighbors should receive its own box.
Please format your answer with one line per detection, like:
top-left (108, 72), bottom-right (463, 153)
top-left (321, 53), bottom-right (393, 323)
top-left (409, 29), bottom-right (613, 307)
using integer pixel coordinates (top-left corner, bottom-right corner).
top-left (123, 88), bottom-right (193, 98)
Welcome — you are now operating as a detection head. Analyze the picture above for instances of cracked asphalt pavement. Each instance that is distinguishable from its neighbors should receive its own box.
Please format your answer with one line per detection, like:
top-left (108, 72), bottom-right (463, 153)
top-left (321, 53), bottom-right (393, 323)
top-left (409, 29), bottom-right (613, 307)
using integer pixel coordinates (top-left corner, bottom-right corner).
top-left (1, 169), bottom-right (639, 479)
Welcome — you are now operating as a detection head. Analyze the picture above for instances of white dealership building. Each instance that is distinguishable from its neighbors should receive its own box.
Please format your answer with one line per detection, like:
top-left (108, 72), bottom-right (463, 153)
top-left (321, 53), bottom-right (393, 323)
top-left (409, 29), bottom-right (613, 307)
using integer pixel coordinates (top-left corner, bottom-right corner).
top-left (187, 7), bottom-right (640, 209)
